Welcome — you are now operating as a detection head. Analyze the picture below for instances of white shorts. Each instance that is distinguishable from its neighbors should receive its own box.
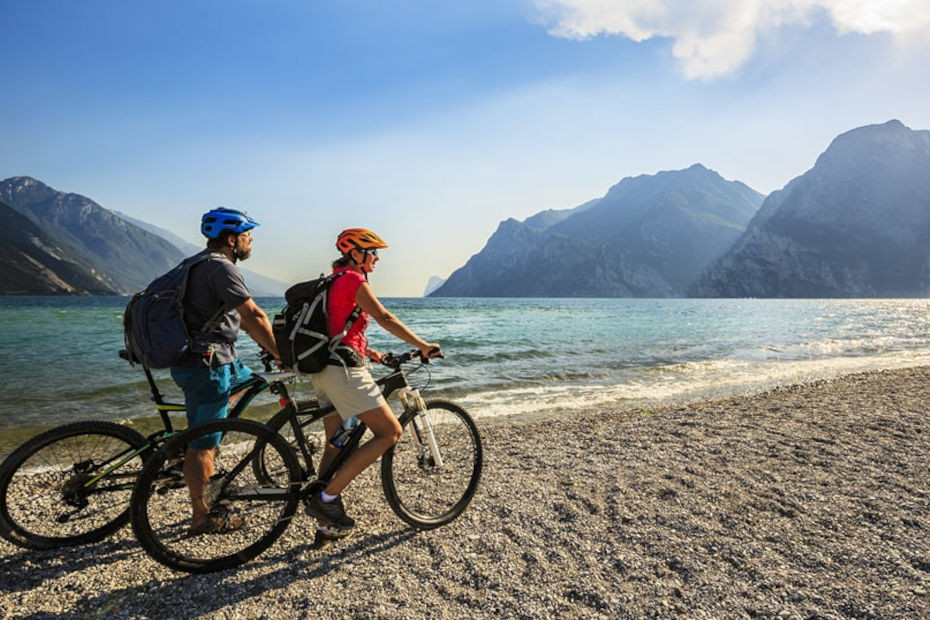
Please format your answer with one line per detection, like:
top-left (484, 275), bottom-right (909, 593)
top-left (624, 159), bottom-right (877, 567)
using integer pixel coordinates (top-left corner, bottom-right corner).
top-left (310, 365), bottom-right (387, 420)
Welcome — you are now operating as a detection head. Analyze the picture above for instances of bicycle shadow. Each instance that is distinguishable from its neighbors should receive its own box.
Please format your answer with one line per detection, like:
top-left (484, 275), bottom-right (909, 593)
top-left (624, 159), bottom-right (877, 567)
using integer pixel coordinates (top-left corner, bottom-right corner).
top-left (57, 526), bottom-right (419, 617)
top-left (0, 538), bottom-right (142, 595)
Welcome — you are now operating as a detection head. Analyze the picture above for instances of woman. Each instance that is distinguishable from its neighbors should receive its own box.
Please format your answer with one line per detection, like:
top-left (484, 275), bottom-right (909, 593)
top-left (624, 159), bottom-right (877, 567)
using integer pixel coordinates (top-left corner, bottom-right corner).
top-left (305, 228), bottom-right (442, 535)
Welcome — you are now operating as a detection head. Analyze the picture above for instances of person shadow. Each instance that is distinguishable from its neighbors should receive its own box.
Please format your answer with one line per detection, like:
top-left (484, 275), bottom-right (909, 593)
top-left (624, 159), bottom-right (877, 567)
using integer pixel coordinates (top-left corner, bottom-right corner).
top-left (0, 536), bottom-right (141, 594)
top-left (19, 527), bottom-right (419, 618)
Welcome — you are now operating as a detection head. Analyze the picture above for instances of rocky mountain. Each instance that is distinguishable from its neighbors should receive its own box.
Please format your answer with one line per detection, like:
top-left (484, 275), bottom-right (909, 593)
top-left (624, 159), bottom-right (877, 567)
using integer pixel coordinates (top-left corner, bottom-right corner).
top-left (691, 120), bottom-right (930, 297)
top-left (0, 200), bottom-right (117, 294)
top-left (113, 210), bottom-right (201, 256)
top-left (0, 177), bottom-right (185, 293)
top-left (431, 165), bottom-right (763, 297)
top-left (423, 276), bottom-right (446, 297)
top-left (114, 211), bottom-right (288, 297)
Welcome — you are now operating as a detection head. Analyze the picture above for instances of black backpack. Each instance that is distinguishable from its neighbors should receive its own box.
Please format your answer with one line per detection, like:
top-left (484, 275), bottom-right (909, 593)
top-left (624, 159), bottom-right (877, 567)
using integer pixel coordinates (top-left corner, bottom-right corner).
top-left (272, 272), bottom-right (362, 374)
top-left (123, 253), bottom-right (226, 368)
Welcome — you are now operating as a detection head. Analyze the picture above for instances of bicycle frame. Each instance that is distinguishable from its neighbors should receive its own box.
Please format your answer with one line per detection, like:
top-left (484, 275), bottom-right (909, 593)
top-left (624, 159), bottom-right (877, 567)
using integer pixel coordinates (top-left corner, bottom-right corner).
top-left (88, 352), bottom-right (277, 493)
top-left (302, 364), bottom-right (418, 484)
top-left (128, 351), bottom-right (481, 573)
top-left (225, 357), bottom-right (434, 504)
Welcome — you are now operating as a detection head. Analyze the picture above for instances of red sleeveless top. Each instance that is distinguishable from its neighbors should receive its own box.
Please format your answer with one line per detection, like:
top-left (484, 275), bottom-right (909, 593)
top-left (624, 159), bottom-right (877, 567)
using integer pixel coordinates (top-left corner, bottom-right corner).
top-left (326, 267), bottom-right (370, 355)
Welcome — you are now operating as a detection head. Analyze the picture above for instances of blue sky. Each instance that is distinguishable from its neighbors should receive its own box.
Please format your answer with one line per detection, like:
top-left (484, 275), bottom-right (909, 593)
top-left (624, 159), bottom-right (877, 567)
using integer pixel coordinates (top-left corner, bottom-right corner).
top-left (2, 1), bottom-right (929, 295)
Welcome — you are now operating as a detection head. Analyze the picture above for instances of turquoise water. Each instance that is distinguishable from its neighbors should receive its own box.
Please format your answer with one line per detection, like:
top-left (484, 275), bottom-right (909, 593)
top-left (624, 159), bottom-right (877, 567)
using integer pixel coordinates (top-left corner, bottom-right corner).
top-left (3, 296), bottom-right (930, 437)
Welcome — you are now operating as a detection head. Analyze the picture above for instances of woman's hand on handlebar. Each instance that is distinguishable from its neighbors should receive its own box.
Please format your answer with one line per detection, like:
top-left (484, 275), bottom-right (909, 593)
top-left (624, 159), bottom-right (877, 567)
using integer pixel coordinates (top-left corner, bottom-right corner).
top-left (418, 343), bottom-right (443, 360)
top-left (379, 346), bottom-right (443, 368)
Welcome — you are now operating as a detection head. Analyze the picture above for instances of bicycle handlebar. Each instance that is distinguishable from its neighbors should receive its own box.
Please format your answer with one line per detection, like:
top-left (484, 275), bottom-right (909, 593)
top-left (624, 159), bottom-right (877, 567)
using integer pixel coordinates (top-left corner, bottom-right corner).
top-left (257, 347), bottom-right (442, 373)
top-left (380, 347), bottom-right (443, 370)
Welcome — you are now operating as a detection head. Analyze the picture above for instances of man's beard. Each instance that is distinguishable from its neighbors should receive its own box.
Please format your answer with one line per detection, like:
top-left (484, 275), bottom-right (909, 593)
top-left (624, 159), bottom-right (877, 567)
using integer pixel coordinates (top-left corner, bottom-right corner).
top-left (234, 246), bottom-right (251, 261)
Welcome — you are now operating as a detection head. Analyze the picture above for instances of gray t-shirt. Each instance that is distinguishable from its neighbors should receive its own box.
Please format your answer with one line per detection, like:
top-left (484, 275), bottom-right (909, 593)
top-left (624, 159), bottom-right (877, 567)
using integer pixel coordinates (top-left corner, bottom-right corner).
top-left (181, 250), bottom-right (252, 366)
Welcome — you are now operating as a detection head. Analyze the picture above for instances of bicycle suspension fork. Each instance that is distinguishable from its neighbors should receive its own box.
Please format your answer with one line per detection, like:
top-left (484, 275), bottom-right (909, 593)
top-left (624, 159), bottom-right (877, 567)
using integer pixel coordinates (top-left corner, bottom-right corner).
top-left (398, 387), bottom-right (444, 468)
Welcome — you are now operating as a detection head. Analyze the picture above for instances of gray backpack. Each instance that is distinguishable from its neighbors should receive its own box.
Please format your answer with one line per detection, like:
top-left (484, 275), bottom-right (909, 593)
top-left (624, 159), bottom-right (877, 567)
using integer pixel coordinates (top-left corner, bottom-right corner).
top-left (123, 253), bottom-right (225, 368)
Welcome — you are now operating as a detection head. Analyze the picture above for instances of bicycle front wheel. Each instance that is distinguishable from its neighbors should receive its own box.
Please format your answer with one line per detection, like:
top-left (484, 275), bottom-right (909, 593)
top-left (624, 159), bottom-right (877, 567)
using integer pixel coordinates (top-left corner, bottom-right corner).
top-left (381, 400), bottom-right (483, 529)
top-left (0, 421), bottom-right (147, 549)
top-left (130, 418), bottom-right (301, 574)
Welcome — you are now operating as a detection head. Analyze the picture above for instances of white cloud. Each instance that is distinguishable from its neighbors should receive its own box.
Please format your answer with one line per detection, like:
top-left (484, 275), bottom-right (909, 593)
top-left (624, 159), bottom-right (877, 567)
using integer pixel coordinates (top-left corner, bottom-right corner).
top-left (534, 0), bottom-right (930, 79)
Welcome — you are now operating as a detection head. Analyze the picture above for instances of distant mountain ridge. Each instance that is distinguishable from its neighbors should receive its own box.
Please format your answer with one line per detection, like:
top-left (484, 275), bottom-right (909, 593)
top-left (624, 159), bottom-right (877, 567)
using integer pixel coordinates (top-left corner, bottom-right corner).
top-left (691, 120), bottom-right (930, 297)
top-left (431, 164), bottom-right (764, 297)
top-left (0, 200), bottom-right (115, 294)
top-left (0, 177), bottom-right (184, 294)
top-left (423, 276), bottom-right (446, 297)
top-left (114, 211), bottom-right (288, 296)
top-left (6, 120), bottom-right (927, 298)
top-left (0, 177), bottom-right (287, 296)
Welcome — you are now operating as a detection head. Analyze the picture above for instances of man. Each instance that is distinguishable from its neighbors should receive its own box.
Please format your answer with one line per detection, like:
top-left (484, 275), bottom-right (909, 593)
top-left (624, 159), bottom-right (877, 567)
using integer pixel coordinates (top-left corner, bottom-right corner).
top-left (171, 207), bottom-right (281, 535)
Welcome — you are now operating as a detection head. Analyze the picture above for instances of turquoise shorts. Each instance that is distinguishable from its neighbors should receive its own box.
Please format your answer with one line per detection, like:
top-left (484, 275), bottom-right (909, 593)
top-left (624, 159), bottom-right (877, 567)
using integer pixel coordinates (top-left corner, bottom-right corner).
top-left (170, 359), bottom-right (254, 449)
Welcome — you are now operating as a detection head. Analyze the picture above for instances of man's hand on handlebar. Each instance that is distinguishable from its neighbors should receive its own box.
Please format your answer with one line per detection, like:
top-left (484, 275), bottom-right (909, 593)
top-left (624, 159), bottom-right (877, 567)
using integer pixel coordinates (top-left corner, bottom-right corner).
top-left (259, 349), bottom-right (286, 371)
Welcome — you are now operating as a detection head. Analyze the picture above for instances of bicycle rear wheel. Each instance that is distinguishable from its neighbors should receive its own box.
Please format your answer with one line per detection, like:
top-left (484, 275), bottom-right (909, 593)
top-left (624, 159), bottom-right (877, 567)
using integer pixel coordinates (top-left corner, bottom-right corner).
top-left (254, 404), bottom-right (325, 484)
top-left (130, 418), bottom-right (301, 574)
top-left (0, 421), bottom-right (147, 549)
top-left (381, 400), bottom-right (483, 529)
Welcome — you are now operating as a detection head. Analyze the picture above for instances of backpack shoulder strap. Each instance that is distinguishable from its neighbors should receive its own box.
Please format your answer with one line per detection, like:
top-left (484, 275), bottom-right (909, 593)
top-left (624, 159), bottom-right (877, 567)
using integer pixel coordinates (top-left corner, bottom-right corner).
top-left (325, 271), bottom-right (364, 354)
top-left (178, 252), bottom-right (231, 337)
top-left (327, 271), bottom-right (363, 330)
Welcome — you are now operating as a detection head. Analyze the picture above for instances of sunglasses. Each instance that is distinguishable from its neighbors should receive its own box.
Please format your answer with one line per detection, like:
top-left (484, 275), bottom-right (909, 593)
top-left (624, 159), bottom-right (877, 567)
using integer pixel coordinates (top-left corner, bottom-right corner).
top-left (238, 231), bottom-right (252, 239)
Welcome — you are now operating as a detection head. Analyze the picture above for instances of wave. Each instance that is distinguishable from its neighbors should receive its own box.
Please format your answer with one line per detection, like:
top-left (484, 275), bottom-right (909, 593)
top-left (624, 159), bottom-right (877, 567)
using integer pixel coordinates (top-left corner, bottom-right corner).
top-left (449, 349), bottom-right (930, 421)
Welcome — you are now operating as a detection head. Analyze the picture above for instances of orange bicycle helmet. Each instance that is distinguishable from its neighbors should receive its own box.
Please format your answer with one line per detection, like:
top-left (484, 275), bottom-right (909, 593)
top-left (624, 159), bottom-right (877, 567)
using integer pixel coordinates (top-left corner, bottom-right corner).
top-left (336, 228), bottom-right (389, 254)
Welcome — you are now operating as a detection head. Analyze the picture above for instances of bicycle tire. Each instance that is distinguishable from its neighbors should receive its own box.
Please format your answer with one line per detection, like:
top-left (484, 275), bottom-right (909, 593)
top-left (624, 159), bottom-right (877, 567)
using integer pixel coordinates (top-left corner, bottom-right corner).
top-left (0, 421), bottom-right (147, 549)
top-left (381, 399), bottom-right (483, 529)
top-left (130, 418), bottom-right (301, 574)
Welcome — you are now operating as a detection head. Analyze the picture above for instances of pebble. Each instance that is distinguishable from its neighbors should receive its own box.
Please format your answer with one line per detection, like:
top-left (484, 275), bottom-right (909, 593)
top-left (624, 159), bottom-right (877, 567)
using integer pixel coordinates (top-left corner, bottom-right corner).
top-left (1, 366), bottom-right (930, 617)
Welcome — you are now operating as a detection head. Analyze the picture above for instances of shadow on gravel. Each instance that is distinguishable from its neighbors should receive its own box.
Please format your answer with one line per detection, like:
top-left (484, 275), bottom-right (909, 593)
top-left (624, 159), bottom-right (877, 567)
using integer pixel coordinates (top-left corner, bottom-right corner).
top-left (0, 539), bottom-right (140, 594)
top-left (61, 527), bottom-right (419, 618)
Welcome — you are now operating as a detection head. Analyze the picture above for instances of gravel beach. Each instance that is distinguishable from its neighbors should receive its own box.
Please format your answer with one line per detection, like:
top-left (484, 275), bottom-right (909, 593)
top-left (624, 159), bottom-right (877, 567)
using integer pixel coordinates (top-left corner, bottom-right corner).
top-left (2, 366), bottom-right (929, 618)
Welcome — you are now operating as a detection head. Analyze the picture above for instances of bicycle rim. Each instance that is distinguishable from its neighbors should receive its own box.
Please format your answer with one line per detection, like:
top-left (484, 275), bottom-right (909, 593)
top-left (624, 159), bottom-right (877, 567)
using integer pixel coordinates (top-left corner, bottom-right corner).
top-left (131, 418), bottom-right (300, 574)
top-left (0, 421), bottom-right (147, 549)
top-left (381, 400), bottom-right (483, 529)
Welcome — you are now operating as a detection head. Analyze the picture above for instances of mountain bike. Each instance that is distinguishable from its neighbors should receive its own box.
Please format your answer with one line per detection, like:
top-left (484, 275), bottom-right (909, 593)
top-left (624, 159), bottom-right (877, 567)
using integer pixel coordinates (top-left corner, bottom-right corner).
top-left (0, 351), bottom-right (283, 550)
top-left (130, 351), bottom-right (483, 574)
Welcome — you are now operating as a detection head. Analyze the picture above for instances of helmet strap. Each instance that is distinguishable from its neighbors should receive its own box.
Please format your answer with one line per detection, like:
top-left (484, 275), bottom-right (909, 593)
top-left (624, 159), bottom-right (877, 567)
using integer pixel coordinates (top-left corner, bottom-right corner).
top-left (361, 249), bottom-right (372, 280)
top-left (348, 247), bottom-right (372, 279)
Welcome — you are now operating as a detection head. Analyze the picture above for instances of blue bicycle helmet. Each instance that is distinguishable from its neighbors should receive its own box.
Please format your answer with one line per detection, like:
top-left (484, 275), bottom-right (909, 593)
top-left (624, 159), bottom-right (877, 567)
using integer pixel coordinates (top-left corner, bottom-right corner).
top-left (200, 207), bottom-right (260, 239)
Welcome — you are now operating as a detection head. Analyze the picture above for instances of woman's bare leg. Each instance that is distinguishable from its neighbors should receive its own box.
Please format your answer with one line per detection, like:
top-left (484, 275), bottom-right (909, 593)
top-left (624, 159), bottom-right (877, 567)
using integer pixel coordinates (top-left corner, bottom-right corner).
top-left (323, 403), bottom-right (401, 495)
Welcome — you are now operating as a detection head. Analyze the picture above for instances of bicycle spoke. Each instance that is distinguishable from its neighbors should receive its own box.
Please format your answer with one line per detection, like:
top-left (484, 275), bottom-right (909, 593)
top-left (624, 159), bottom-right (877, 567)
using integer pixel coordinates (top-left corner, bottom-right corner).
top-left (132, 419), bottom-right (300, 573)
top-left (0, 422), bottom-right (146, 548)
top-left (382, 400), bottom-right (482, 529)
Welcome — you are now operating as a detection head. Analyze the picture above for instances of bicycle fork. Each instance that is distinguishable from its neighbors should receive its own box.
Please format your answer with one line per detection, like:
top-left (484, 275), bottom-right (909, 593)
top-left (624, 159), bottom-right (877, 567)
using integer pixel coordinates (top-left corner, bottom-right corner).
top-left (398, 388), bottom-right (444, 468)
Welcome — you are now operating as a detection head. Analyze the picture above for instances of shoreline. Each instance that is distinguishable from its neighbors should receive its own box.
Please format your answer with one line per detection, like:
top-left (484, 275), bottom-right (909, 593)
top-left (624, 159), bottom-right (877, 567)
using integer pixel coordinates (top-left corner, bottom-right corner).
top-left (2, 365), bottom-right (929, 617)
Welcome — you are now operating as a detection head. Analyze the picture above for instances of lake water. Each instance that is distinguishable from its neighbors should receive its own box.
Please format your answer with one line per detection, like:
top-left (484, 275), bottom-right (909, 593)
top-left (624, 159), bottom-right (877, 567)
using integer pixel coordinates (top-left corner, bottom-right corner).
top-left (2, 296), bottom-right (930, 445)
